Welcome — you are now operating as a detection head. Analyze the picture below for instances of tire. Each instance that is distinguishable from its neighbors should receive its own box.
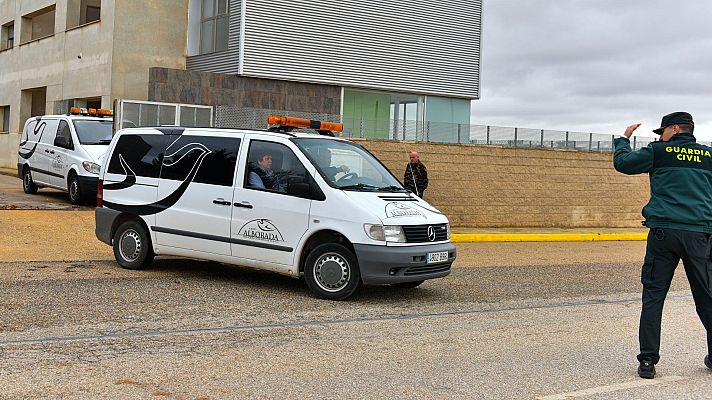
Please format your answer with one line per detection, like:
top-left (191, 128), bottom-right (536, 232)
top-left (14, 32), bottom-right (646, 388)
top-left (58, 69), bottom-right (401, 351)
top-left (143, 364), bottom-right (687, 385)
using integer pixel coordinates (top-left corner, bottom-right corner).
top-left (22, 167), bottom-right (38, 194)
top-left (68, 173), bottom-right (83, 205)
top-left (304, 243), bottom-right (361, 300)
top-left (113, 220), bottom-right (154, 270)
top-left (391, 280), bottom-right (425, 289)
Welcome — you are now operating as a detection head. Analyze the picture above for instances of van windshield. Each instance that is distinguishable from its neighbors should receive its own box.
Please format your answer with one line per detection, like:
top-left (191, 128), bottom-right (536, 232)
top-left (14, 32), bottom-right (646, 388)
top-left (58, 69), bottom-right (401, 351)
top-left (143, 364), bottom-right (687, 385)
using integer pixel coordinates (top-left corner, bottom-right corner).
top-left (73, 120), bottom-right (113, 145)
top-left (293, 138), bottom-right (406, 192)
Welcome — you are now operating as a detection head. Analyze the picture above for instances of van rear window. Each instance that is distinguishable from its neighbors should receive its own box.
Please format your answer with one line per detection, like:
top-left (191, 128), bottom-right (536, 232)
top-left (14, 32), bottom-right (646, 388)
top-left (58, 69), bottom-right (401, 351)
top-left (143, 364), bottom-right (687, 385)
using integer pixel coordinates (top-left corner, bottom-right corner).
top-left (107, 134), bottom-right (169, 178)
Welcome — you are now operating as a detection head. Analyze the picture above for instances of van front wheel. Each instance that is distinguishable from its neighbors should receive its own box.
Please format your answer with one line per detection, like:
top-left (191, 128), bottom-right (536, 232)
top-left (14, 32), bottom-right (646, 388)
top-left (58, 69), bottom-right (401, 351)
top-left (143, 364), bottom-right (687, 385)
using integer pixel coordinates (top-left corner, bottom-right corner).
top-left (68, 174), bottom-right (83, 204)
top-left (22, 168), bottom-right (38, 194)
top-left (113, 220), bottom-right (154, 270)
top-left (304, 243), bottom-right (361, 300)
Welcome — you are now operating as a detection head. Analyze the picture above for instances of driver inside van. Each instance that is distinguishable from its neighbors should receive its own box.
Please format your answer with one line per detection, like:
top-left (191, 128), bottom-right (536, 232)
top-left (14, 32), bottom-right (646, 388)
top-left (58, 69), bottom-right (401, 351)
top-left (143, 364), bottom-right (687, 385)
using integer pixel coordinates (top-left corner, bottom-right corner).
top-left (247, 151), bottom-right (279, 190)
top-left (315, 148), bottom-right (349, 182)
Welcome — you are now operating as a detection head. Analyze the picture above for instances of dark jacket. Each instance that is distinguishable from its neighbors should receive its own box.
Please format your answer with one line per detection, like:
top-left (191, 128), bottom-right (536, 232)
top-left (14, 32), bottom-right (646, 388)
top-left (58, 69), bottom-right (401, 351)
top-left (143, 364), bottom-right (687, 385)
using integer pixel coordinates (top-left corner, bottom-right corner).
top-left (404, 161), bottom-right (428, 196)
top-left (613, 133), bottom-right (712, 233)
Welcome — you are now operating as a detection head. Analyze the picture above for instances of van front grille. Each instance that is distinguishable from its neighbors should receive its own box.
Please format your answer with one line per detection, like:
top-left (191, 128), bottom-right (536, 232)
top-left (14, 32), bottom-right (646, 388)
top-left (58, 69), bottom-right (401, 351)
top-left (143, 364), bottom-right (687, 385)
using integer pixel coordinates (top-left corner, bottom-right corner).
top-left (402, 224), bottom-right (448, 243)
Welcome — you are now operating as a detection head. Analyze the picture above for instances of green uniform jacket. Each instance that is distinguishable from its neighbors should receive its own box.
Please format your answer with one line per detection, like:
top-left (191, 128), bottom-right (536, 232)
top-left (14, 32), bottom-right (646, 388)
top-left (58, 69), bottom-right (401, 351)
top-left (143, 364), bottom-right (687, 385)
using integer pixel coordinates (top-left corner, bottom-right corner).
top-left (613, 133), bottom-right (712, 233)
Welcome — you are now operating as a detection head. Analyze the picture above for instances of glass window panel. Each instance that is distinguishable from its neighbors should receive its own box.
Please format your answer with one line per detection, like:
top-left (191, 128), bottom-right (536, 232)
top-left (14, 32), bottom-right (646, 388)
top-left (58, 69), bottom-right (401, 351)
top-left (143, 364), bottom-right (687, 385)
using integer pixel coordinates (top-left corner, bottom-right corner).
top-left (180, 107), bottom-right (196, 126)
top-left (159, 105), bottom-right (176, 126)
top-left (218, 0), bottom-right (228, 14)
top-left (202, 0), bottom-right (215, 18)
top-left (2, 106), bottom-right (10, 132)
top-left (140, 104), bottom-right (159, 127)
top-left (215, 16), bottom-right (228, 52)
top-left (122, 103), bottom-right (140, 128)
top-left (200, 20), bottom-right (214, 54)
top-left (196, 108), bottom-right (212, 127)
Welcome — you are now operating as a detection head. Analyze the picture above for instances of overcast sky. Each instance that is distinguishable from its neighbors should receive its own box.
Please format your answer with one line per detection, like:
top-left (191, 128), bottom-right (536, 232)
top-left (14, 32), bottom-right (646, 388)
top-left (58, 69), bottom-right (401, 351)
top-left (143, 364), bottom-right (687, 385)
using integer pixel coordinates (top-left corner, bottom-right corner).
top-left (473, 0), bottom-right (712, 140)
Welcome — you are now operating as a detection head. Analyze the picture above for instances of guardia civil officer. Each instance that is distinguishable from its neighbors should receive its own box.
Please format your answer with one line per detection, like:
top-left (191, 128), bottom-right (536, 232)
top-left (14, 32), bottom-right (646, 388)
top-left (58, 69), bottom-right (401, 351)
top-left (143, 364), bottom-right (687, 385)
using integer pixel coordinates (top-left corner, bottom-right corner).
top-left (613, 111), bottom-right (712, 379)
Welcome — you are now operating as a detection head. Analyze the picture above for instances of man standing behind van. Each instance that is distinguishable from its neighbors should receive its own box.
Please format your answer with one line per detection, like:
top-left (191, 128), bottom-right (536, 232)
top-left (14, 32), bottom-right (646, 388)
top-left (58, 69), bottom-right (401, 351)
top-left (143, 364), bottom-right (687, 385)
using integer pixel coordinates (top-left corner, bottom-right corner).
top-left (404, 151), bottom-right (428, 198)
top-left (613, 111), bottom-right (712, 379)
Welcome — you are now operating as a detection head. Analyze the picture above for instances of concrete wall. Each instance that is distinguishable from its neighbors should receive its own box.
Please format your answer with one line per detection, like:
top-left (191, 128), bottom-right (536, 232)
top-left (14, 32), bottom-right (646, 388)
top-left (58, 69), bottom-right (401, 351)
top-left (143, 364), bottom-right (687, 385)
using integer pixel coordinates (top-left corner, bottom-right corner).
top-left (110, 0), bottom-right (188, 102)
top-left (358, 140), bottom-right (649, 228)
top-left (148, 67), bottom-right (342, 114)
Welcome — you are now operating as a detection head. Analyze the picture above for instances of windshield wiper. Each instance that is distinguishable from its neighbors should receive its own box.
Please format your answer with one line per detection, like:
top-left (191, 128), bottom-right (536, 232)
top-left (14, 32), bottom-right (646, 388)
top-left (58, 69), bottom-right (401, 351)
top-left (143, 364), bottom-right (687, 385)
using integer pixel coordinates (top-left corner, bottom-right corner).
top-left (378, 185), bottom-right (406, 192)
top-left (339, 183), bottom-right (379, 191)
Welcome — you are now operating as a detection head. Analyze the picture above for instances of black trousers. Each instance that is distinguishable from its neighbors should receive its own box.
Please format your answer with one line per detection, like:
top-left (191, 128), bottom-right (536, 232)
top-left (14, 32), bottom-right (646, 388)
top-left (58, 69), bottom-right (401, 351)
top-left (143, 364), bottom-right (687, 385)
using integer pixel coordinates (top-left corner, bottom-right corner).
top-left (638, 228), bottom-right (712, 364)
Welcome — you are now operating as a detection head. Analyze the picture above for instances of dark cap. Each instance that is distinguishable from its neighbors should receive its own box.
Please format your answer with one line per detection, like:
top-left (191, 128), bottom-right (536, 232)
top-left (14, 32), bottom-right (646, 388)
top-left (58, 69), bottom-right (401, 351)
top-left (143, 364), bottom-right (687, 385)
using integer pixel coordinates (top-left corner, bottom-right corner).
top-left (653, 111), bottom-right (694, 134)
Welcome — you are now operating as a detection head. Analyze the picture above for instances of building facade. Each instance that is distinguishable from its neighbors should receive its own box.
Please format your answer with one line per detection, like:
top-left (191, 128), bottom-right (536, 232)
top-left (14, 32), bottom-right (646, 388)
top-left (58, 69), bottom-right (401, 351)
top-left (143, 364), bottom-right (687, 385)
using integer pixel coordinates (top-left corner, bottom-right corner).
top-left (0, 0), bottom-right (482, 168)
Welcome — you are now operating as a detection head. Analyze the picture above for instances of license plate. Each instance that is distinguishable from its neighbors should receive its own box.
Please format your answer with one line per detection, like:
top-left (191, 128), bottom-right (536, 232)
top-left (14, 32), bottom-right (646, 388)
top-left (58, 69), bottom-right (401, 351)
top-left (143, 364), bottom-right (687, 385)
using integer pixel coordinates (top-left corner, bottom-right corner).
top-left (426, 251), bottom-right (449, 264)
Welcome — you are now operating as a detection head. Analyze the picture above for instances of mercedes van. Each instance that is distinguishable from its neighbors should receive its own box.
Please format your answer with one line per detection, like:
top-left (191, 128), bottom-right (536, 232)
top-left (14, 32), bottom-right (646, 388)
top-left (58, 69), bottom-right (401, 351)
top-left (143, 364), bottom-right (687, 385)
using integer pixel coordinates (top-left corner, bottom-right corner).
top-left (17, 108), bottom-right (114, 204)
top-left (95, 117), bottom-right (455, 300)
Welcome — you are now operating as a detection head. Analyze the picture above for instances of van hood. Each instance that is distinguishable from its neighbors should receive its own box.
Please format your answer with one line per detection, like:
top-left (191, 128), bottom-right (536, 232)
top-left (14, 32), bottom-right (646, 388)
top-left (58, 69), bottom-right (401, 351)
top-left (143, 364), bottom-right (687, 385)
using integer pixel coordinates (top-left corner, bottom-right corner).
top-left (82, 144), bottom-right (109, 165)
top-left (341, 191), bottom-right (449, 225)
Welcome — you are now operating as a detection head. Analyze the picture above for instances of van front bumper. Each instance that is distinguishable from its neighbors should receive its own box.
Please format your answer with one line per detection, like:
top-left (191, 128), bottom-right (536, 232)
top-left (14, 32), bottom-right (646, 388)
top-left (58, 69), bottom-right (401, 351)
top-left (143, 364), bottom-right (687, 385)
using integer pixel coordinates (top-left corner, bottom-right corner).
top-left (77, 175), bottom-right (99, 195)
top-left (353, 243), bottom-right (456, 285)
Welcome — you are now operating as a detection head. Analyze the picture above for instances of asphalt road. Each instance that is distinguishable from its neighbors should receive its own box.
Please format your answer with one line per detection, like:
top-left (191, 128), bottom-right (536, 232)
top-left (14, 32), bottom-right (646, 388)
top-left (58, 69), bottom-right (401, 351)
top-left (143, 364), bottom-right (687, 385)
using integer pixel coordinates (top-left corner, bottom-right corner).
top-left (1, 174), bottom-right (711, 399)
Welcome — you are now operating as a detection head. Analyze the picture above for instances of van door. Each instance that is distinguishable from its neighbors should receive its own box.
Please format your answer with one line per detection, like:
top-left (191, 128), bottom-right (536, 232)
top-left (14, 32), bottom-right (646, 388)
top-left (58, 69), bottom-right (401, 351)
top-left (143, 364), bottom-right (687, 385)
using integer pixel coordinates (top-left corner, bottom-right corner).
top-left (50, 119), bottom-right (75, 187)
top-left (154, 133), bottom-right (242, 256)
top-left (31, 118), bottom-right (60, 186)
top-left (231, 137), bottom-right (313, 266)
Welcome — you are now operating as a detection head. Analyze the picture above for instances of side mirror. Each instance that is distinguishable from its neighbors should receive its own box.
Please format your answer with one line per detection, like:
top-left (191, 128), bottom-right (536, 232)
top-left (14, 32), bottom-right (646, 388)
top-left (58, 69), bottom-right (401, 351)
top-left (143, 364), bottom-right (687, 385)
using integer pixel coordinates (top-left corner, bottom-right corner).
top-left (54, 136), bottom-right (73, 150)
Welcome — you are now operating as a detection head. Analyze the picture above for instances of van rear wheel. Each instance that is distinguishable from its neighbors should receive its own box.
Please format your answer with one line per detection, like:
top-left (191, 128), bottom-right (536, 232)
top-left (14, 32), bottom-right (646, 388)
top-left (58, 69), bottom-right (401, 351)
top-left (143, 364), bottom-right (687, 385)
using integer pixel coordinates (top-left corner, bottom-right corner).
top-left (22, 167), bottom-right (38, 194)
top-left (304, 243), bottom-right (361, 300)
top-left (113, 220), bottom-right (154, 270)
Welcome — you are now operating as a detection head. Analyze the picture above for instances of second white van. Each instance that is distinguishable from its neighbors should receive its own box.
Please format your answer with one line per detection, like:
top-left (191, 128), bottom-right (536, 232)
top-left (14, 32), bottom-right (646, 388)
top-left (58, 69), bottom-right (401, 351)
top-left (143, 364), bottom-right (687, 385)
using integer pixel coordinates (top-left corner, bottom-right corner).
top-left (17, 108), bottom-right (114, 204)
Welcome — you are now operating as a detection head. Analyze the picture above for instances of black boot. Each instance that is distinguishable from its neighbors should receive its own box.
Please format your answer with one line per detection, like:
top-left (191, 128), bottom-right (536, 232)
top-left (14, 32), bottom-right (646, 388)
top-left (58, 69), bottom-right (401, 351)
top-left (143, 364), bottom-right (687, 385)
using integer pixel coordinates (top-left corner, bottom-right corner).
top-left (638, 360), bottom-right (656, 379)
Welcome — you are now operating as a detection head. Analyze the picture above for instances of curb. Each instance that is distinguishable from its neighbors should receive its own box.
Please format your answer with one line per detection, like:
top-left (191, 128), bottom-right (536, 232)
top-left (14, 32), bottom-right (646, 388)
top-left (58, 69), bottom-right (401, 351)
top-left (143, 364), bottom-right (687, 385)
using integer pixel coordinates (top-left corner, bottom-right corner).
top-left (450, 233), bottom-right (647, 243)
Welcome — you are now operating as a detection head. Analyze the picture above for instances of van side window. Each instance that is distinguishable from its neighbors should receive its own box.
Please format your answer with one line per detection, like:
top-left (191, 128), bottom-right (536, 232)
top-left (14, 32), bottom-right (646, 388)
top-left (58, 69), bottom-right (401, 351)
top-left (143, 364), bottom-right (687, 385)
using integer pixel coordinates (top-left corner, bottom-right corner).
top-left (55, 121), bottom-right (73, 149)
top-left (107, 134), bottom-right (170, 178)
top-left (244, 141), bottom-right (308, 194)
top-left (160, 136), bottom-right (240, 187)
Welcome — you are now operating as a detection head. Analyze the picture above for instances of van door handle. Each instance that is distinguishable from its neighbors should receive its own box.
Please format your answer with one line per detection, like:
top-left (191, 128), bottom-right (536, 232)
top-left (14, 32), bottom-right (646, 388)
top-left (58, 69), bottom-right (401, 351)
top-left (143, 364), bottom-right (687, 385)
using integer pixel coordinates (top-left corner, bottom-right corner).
top-left (45, 149), bottom-right (55, 154)
top-left (233, 202), bottom-right (253, 209)
top-left (213, 199), bottom-right (231, 206)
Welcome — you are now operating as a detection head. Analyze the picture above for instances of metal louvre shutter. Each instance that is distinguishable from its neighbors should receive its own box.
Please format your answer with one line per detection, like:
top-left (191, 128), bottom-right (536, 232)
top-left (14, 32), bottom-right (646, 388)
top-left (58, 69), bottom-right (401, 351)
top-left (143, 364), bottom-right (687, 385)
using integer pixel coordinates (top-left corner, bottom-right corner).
top-left (241, 0), bottom-right (481, 99)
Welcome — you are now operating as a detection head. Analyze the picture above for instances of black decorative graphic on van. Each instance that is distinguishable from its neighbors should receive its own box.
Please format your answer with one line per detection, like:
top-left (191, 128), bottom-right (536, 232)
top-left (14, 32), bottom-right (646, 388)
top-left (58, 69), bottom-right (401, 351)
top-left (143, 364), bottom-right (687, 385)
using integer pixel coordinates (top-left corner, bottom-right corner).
top-left (103, 143), bottom-right (211, 215)
top-left (237, 219), bottom-right (285, 243)
top-left (385, 202), bottom-right (426, 219)
top-left (103, 155), bottom-right (136, 190)
top-left (18, 120), bottom-right (47, 160)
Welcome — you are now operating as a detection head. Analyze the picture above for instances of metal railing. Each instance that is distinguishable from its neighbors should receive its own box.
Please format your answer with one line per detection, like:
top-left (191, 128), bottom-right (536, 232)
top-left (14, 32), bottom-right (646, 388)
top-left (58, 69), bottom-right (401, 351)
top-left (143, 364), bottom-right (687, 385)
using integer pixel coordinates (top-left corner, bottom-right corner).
top-left (213, 106), bottom-right (711, 152)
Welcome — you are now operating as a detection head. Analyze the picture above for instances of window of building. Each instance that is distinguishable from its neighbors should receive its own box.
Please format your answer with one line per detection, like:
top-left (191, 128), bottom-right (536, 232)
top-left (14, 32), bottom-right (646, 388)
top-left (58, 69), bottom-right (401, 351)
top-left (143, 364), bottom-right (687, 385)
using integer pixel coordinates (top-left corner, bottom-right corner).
top-left (21, 5), bottom-right (56, 44)
top-left (200, 0), bottom-right (228, 54)
top-left (1, 22), bottom-right (14, 50)
top-left (66, 0), bottom-right (101, 29)
top-left (1, 106), bottom-right (10, 133)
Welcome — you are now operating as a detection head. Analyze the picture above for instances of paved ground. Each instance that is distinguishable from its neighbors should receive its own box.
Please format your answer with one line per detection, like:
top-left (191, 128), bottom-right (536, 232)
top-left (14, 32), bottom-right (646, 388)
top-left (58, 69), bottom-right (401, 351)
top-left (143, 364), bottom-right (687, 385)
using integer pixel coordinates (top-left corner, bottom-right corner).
top-left (2, 171), bottom-right (711, 399)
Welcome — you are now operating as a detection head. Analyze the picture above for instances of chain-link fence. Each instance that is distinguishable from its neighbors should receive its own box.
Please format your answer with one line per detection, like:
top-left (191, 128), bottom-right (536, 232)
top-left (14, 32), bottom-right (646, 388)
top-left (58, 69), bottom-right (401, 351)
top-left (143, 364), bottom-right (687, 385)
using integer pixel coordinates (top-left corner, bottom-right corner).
top-left (209, 106), bottom-right (712, 152)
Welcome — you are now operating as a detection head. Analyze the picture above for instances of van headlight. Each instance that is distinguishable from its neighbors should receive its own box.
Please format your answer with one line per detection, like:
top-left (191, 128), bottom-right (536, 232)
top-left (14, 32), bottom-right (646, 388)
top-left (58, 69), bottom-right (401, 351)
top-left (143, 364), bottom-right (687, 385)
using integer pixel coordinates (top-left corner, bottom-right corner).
top-left (363, 224), bottom-right (406, 243)
top-left (446, 223), bottom-right (451, 240)
top-left (82, 161), bottom-right (101, 174)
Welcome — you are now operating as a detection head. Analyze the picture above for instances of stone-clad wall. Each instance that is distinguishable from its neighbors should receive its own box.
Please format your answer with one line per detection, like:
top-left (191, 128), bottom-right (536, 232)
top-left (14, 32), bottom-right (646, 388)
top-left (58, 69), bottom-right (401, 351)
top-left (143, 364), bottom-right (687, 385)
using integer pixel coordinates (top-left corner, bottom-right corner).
top-left (147, 68), bottom-right (341, 114)
top-left (358, 140), bottom-right (649, 228)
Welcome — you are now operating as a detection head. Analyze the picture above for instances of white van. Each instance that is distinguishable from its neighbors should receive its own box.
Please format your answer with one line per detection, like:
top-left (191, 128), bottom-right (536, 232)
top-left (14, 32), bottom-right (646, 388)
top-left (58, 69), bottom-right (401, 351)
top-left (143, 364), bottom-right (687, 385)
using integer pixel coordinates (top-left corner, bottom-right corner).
top-left (17, 108), bottom-right (114, 204)
top-left (95, 117), bottom-right (455, 300)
